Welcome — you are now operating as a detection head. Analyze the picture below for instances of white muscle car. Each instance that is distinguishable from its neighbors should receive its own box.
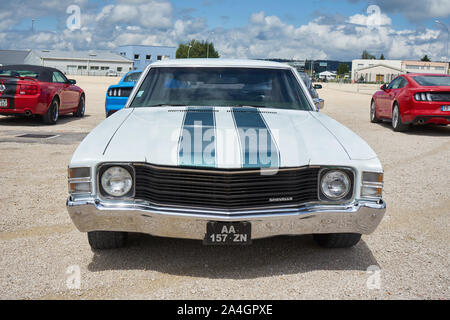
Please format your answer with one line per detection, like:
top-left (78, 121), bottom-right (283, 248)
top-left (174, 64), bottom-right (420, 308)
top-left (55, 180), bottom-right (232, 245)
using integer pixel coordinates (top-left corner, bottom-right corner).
top-left (67, 59), bottom-right (386, 250)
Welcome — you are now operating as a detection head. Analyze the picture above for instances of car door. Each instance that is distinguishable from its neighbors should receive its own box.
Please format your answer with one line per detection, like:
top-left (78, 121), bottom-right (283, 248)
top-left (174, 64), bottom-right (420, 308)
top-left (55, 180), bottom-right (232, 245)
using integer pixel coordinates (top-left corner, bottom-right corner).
top-left (385, 76), bottom-right (407, 119)
top-left (379, 77), bottom-right (402, 117)
top-left (52, 71), bottom-right (70, 110)
top-left (52, 71), bottom-right (78, 110)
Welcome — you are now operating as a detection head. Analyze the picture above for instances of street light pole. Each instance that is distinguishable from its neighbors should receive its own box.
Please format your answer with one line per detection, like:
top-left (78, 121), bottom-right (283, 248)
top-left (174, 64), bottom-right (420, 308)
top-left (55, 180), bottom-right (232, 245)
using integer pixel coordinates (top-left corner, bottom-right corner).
top-left (435, 20), bottom-right (449, 63)
top-left (187, 45), bottom-right (192, 58)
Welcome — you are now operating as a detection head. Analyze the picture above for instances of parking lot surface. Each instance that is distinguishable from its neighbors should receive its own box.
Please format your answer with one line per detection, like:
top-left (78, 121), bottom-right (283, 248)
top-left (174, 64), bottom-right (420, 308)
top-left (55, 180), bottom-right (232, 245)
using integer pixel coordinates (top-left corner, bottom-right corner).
top-left (0, 77), bottom-right (448, 299)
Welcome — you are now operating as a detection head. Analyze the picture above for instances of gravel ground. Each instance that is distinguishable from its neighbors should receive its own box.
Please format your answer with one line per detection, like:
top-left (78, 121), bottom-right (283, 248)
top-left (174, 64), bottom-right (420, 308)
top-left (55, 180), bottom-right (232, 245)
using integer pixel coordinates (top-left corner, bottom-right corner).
top-left (0, 78), bottom-right (448, 300)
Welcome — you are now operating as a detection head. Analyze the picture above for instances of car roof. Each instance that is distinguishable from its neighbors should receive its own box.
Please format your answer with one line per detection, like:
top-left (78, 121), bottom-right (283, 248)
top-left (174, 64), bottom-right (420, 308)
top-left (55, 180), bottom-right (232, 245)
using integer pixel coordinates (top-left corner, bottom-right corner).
top-left (0, 64), bottom-right (62, 82)
top-left (0, 64), bottom-right (62, 73)
top-left (404, 73), bottom-right (450, 78)
top-left (149, 59), bottom-right (292, 69)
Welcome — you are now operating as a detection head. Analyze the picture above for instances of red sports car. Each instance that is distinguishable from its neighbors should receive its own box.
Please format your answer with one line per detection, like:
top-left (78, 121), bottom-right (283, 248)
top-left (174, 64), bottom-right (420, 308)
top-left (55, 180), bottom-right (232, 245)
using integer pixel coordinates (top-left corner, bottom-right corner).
top-left (371, 73), bottom-right (450, 131)
top-left (0, 65), bottom-right (85, 124)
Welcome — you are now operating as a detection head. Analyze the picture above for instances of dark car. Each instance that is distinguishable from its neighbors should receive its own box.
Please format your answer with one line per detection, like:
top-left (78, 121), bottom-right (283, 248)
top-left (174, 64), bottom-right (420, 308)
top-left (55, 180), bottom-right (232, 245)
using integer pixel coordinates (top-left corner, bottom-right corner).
top-left (0, 65), bottom-right (85, 124)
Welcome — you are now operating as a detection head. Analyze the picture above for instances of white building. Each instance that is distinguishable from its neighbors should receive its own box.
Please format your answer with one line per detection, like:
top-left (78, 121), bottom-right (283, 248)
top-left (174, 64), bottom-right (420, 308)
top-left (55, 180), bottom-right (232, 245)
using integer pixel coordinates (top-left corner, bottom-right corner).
top-left (354, 64), bottom-right (403, 83)
top-left (352, 59), bottom-right (402, 82)
top-left (118, 45), bottom-right (176, 70)
top-left (27, 50), bottom-right (133, 76)
top-left (0, 50), bottom-right (31, 66)
top-left (401, 60), bottom-right (449, 74)
top-left (318, 71), bottom-right (336, 81)
top-left (0, 49), bottom-right (133, 76)
top-left (351, 58), bottom-right (449, 82)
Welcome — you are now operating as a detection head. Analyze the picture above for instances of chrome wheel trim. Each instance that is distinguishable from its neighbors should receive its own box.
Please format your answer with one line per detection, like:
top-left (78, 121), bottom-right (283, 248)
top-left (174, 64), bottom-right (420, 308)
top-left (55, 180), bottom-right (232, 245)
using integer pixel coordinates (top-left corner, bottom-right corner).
top-left (392, 106), bottom-right (398, 128)
top-left (52, 102), bottom-right (59, 122)
top-left (80, 97), bottom-right (85, 115)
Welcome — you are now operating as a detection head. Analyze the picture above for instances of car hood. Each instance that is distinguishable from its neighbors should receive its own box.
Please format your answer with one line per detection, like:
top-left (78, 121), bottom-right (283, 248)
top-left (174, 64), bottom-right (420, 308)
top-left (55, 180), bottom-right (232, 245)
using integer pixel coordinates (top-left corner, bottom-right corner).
top-left (81, 106), bottom-right (378, 169)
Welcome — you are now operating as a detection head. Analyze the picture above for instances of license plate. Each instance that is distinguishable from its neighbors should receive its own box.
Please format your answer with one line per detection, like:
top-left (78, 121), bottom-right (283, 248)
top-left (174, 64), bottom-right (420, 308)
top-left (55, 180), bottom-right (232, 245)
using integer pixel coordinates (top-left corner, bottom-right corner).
top-left (442, 105), bottom-right (450, 111)
top-left (204, 221), bottom-right (251, 245)
top-left (0, 99), bottom-right (7, 108)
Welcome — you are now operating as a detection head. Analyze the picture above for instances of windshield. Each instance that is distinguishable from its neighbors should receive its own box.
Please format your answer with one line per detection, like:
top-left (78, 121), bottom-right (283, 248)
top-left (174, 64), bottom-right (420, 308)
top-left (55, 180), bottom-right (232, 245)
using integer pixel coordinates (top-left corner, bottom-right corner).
top-left (129, 67), bottom-right (312, 110)
top-left (413, 75), bottom-right (450, 86)
top-left (123, 72), bottom-right (142, 83)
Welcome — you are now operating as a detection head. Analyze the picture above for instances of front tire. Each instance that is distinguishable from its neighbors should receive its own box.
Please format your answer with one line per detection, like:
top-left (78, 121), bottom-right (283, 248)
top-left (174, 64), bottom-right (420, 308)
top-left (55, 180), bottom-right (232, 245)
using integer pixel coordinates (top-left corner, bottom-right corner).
top-left (392, 104), bottom-right (409, 132)
top-left (370, 100), bottom-right (381, 123)
top-left (73, 95), bottom-right (85, 117)
top-left (87, 231), bottom-right (127, 250)
top-left (313, 233), bottom-right (361, 248)
top-left (43, 99), bottom-right (59, 125)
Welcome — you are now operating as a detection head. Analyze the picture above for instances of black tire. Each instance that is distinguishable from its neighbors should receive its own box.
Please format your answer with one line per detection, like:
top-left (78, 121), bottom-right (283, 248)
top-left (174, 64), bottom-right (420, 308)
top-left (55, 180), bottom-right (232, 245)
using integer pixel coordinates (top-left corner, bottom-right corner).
top-left (370, 100), bottom-right (381, 123)
top-left (392, 104), bottom-right (409, 132)
top-left (87, 231), bottom-right (127, 250)
top-left (313, 233), bottom-right (361, 248)
top-left (43, 98), bottom-right (59, 125)
top-left (73, 95), bottom-right (85, 117)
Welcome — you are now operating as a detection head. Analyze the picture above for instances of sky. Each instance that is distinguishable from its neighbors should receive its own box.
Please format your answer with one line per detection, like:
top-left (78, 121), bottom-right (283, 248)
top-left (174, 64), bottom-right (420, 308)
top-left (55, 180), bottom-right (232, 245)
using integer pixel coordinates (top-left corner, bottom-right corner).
top-left (0, 0), bottom-right (449, 61)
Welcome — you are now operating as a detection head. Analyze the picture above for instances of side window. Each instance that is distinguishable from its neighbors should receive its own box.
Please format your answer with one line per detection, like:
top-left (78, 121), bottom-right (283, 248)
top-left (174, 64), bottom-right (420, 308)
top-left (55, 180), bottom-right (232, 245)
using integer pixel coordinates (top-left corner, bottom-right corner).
top-left (387, 77), bottom-right (401, 89)
top-left (52, 72), bottom-right (67, 83)
top-left (398, 77), bottom-right (408, 88)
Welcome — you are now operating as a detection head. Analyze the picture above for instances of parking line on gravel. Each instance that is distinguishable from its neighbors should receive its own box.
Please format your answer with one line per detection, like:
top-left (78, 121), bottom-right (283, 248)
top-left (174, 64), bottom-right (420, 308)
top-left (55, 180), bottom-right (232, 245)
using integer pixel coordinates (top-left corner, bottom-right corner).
top-left (0, 224), bottom-right (75, 240)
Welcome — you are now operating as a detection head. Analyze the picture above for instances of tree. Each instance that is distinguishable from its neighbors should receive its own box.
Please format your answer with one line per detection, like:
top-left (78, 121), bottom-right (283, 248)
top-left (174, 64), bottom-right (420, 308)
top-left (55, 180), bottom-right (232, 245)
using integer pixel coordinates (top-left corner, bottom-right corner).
top-left (361, 50), bottom-right (376, 59)
top-left (176, 40), bottom-right (220, 59)
top-left (379, 53), bottom-right (385, 60)
top-left (421, 55), bottom-right (431, 62)
top-left (337, 63), bottom-right (349, 76)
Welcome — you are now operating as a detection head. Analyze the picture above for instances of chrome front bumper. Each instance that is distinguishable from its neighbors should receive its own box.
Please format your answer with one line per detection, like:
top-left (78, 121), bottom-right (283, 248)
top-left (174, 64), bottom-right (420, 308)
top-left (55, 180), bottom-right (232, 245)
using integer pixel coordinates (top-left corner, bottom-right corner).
top-left (67, 198), bottom-right (386, 240)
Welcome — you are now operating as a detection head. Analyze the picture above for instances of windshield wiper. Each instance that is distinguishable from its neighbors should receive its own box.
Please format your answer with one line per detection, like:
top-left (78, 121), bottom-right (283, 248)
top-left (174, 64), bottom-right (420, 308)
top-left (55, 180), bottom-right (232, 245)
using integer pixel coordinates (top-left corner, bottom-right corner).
top-left (234, 104), bottom-right (268, 109)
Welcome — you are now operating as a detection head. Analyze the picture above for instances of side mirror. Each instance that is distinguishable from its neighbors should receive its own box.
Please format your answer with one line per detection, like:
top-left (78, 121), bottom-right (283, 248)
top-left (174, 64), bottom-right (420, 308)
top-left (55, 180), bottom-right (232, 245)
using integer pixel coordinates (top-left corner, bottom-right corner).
top-left (313, 84), bottom-right (322, 90)
top-left (68, 79), bottom-right (77, 85)
top-left (380, 84), bottom-right (387, 91)
top-left (313, 98), bottom-right (325, 110)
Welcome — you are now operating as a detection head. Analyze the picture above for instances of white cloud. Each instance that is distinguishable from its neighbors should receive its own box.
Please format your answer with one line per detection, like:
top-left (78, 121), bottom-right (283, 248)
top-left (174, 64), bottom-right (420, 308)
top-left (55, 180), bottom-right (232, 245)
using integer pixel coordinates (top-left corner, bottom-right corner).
top-left (0, 0), bottom-right (447, 62)
top-left (347, 12), bottom-right (392, 27)
top-left (349, 0), bottom-right (450, 22)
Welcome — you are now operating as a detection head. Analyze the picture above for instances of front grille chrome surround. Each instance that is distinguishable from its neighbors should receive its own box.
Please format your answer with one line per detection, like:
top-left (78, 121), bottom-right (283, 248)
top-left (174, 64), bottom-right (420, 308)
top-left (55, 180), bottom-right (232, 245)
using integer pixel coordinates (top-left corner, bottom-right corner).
top-left (133, 164), bottom-right (321, 211)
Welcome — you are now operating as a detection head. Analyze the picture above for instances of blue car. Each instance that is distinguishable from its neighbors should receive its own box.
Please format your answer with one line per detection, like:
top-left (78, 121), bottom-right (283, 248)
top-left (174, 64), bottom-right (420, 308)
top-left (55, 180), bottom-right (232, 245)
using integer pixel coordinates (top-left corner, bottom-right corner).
top-left (105, 70), bottom-right (142, 117)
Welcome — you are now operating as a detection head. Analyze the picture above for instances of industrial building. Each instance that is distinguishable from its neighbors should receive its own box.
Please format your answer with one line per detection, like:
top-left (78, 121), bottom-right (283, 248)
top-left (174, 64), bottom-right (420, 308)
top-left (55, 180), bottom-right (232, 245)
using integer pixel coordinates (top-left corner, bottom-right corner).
top-left (0, 50), bottom-right (32, 66)
top-left (118, 45), bottom-right (176, 70)
top-left (352, 59), bottom-right (449, 83)
top-left (0, 49), bottom-right (134, 76)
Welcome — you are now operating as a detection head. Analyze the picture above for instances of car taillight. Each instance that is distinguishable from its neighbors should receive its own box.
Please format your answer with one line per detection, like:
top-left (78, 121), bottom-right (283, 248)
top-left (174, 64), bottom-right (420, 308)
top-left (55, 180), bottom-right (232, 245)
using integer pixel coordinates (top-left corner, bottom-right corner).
top-left (414, 92), bottom-right (432, 101)
top-left (109, 88), bottom-right (122, 97)
top-left (19, 84), bottom-right (40, 95)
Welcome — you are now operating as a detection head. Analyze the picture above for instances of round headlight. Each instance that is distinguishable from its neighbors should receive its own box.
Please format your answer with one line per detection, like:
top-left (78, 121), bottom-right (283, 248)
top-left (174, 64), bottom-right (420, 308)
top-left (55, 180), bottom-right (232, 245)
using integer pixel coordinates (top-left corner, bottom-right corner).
top-left (101, 166), bottom-right (133, 197)
top-left (320, 170), bottom-right (351, 200)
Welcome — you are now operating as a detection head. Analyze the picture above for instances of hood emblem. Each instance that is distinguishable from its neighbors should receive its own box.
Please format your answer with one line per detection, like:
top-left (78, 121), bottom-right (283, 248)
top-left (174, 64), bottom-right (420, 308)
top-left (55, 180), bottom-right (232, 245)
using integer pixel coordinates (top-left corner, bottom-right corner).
top-left (269, 197), bottom-right (293, 202)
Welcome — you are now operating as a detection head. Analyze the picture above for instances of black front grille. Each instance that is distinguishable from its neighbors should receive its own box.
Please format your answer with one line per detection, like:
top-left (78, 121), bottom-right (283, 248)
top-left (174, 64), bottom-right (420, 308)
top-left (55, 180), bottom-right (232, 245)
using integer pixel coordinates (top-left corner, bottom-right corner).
top-left (134, 164), bottom-right (320, 210)
top-left (430, 92), bottom-right (450, 102)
